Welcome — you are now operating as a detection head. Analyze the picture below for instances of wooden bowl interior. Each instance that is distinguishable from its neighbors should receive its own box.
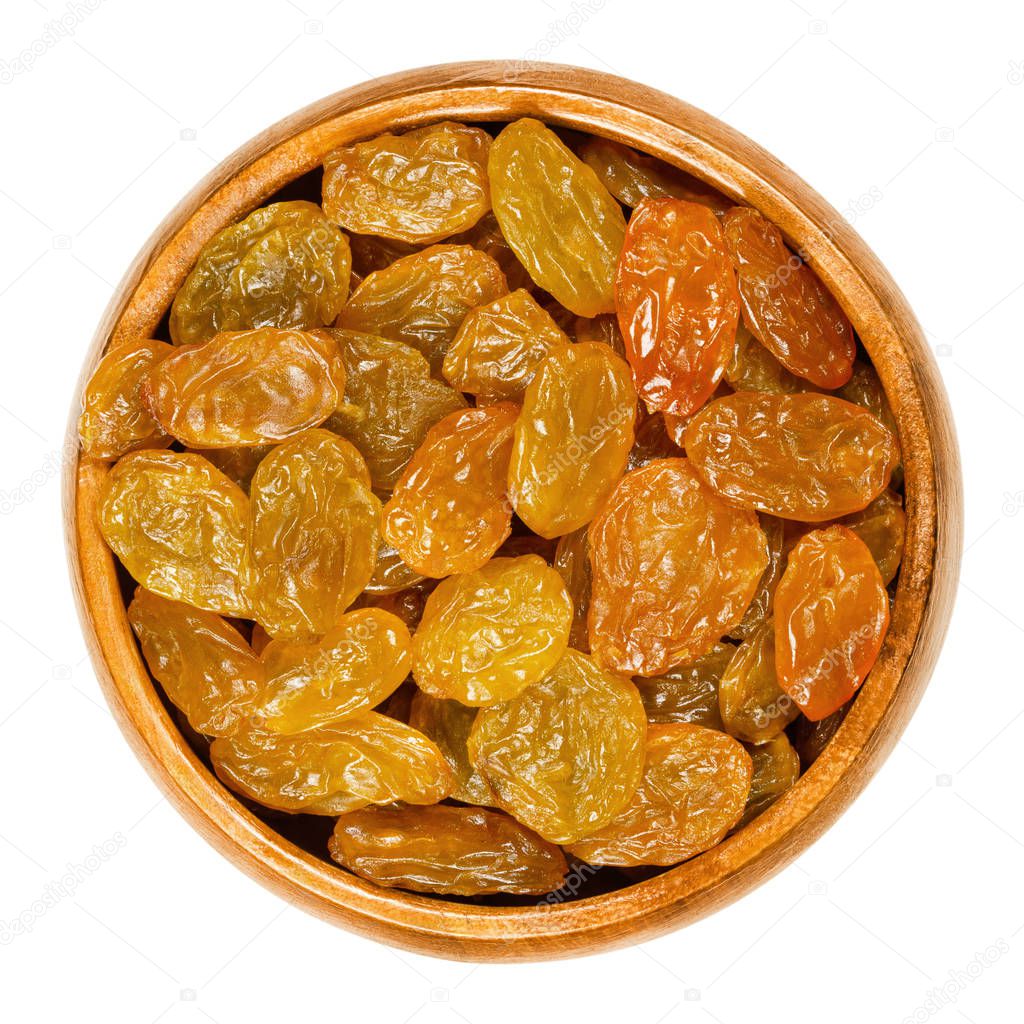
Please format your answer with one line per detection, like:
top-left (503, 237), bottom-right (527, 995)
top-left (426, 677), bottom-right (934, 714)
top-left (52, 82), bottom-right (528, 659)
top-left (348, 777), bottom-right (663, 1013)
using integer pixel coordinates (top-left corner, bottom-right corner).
top-left (66, 62), bottom-right (961, 961)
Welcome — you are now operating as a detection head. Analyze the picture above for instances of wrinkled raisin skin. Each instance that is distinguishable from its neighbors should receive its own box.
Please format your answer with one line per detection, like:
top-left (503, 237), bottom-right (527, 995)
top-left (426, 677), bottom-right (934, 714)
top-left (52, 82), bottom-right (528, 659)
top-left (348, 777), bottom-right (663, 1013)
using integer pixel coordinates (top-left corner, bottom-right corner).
top-left (98, 450), bottom-right (251, 617)
top-left (248, 430), bottom-right (380, 640)
top-left (685, 392), bottom-right (899, 521)
top-left (322, 122), bottom-right (492, 244)
top-left (569, 724), bottom-right (752, 866)
top-left (617, 197), bottom-right (739, 417)
top-left (79, 339), bottom-right (173, 460)
top-left (412, 555), bottom-right (572, 706)
top-left (509, 342), bottom-right (636, 539)
top-left (337, 244), bottom-right (508, 374)
top-left (774, 525), bottom-right (890, 720)
top-left (382, 403), bottom-right (518, 578)
top-left (145, 328), bottom-right (346, 449)
top-left (170, 201), bottom-right (351, 346)
top-left (588, 458), bottom-right (768, 676)
top-left (489, 118), bottom-right (626, 317)
top-left (468, 650), bottom-right (647, 844)
top-left (722, 206), bottom-right (854, 388)
top-left (328, 804), bottom-right (567, 896)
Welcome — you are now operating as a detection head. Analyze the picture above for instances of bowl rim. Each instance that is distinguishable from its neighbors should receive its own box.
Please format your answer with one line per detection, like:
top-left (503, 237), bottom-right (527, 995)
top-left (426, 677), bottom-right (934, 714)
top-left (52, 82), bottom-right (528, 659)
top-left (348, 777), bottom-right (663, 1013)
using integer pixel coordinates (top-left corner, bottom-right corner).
top-left (63, 60), bottom-right (963, 962)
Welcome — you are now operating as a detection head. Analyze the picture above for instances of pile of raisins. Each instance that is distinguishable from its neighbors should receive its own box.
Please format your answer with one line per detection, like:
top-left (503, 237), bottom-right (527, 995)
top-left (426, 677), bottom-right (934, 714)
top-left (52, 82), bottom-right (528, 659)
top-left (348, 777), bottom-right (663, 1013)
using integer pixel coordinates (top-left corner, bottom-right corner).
top-left (80, 118), bottom-right (904, 898)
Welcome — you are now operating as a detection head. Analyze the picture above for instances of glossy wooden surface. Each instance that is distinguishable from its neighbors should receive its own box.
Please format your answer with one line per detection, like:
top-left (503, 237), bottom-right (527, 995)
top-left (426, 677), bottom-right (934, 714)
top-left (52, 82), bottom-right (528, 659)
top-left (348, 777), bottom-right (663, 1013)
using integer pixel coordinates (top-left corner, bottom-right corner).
top-left (64, 61), bottom-right (962, 961)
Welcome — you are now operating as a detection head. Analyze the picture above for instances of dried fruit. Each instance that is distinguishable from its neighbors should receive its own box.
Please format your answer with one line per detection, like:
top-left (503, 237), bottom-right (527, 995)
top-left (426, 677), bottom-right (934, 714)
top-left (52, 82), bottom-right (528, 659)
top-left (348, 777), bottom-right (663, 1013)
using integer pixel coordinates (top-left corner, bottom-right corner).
top-left (146, 328), bottom-right (346, 448)
top-left (365, 538), bottom-right (426, 594)
top-left (837, 489), bottom-right (905, 585)
top-left (442, 288), bottom-right (569, 400)
top-left (719, 620), bottom-right (799, 743)
top-left (489, 118), bottom-right (626, 316)
top-left (685, 392), bottom-right (899, 521)
top-left (588, 458), bottom-right (769, 676)
top-left (328, 804), bottom-right (567, 895)
top-left (322, 329), bottom-right (465, 489)
top-left (98, 450), bottom-right (250, 616)
top-left (211, 712), bottom-right (453, 814)
top-left (839, 359), bottom-right (898, 437)
top-left (468, 649), bottom-right (646, 843)
top-left (409, 692), bottom-right (492, 805)
top-left (495, 532), bottom-right (558, 562)
top-left (128, 587), bottom-right (261, 737)
top-left (347, 233), bottom-right (418, 288)
top-left (337, 244), bottom-right (507, 373)
top-left (839, 358), bottom-right (902, 483)
top-left (382, 403), bottom-right (518, 577)
top-left (249, 429), bottom-right (380, 640)
top-left (448, 211), bottom-right (534, 292)
top-left (725, 322), bottom-right (812, 394)
top-left (774, 525), bottom-right (890, 720)
top-left (722, 206), bottom-right (854, 388)
top-left (170, 201), bottom-right (351, 346)
top-left (573, 312), bottom-right (627, 356)
top-left (617, 197), bottom-right (739, 417)
top-left (634, 643), bottom-right (734, 729)
top-left (78, 339), bottom-right (173, 460)
top-left (578, 136), bottom-right (731, 215)
top-left (737, 733), bottom-right (801, 829)
top-left (553, 526), bottom-right (592, 652)
top-left (729, 515), bottom-right (785, 640)
top-left (627, 411), bottom-right (681, 471)
top-left (509, 342), bottom-right (637, 538)
top-left (322, 122), bottom-right (491, 243)
top-left (84, 121), bottom-right (917, 889)
top-left (191, 444), bottom-right (272, 493)
top-left (569, 724), bottom-right (751, 866)
top-left (252, 608), bottom-right (411, 733)
top-left (412, 555), bottom-right (572, 706)
top-left (789, 705), bottom-right (847, 768)
top-left (355, 586), bottom-right (429, 634)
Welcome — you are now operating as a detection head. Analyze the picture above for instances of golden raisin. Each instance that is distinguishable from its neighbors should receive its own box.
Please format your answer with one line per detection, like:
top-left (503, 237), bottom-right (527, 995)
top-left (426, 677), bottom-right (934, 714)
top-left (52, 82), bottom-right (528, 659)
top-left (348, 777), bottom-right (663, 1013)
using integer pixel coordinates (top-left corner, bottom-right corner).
top-left (337, 244), bottom-right (507, 373)
top-left (328, 804), bottom-right (567, 896)
top-left (489, 118), bottom-right (626, 317)
top-left (442, 288), bottom-right (569, 401)
top-left (468, 649), bottom-right (647, 843)
top-left (617, 197), bottom-right (739, 417)
top-left (412, 555), bottom-right (572, 705)
top-left (146, 328), bottom-right (346, 448)
top-left (211, 713), bottom-right (453, 814)
top-left (569, 724), bottom-right (751, 866)
top-left (98, 450), bottom-right (251, 616)
top-left (382, 403), bottom-right (518, 577)
top-left (774, 525), bottom-right (890, 720)
top-left (170, 201), bottom-right (351, 346)
top-left (685, 392), bottom-right (899, 521)
top-left (128, 587), bottom-right (261, 737)
top-left (78, 339), bottom-right (173, 460)
top-left (588, 458), bottom-right (768, 676)
top-left (248, 430), bottom-right (379, 640)
top-left (722, 206), bottom-right (854, 388)
top-left (409, 691), bottom-right (493, 806)
top-left (322, 122), bottom-right (491, 244)
top-left (252, 608), bottom-right (411, 733)
top-left (718, 619), bottom-right (799, 744)
top-left (634, 643), bottom-right (734, 729)
top-left (322, 328), bottom-right (466, 490)
top-left (509, 342), bottom-right (636, 538)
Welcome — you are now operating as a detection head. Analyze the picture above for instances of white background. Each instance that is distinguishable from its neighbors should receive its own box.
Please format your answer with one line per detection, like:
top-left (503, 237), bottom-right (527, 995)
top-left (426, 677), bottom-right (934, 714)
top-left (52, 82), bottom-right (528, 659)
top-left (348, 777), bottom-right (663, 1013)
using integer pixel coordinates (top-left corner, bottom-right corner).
top-left (0, 0), bottom-right (1020, 1020)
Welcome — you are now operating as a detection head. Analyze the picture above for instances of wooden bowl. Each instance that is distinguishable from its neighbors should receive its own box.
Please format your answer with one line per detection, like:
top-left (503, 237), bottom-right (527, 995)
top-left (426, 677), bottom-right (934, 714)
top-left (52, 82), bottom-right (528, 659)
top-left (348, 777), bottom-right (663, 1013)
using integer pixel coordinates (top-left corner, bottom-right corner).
top-left (64, 61), bottom-right (962, 961)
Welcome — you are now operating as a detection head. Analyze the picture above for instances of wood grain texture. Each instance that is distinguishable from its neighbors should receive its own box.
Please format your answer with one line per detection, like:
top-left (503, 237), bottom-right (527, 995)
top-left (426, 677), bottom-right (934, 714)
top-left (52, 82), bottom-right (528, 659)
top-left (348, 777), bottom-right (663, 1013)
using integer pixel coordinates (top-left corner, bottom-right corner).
top-left (63, 61), bottom-right (962, 962)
